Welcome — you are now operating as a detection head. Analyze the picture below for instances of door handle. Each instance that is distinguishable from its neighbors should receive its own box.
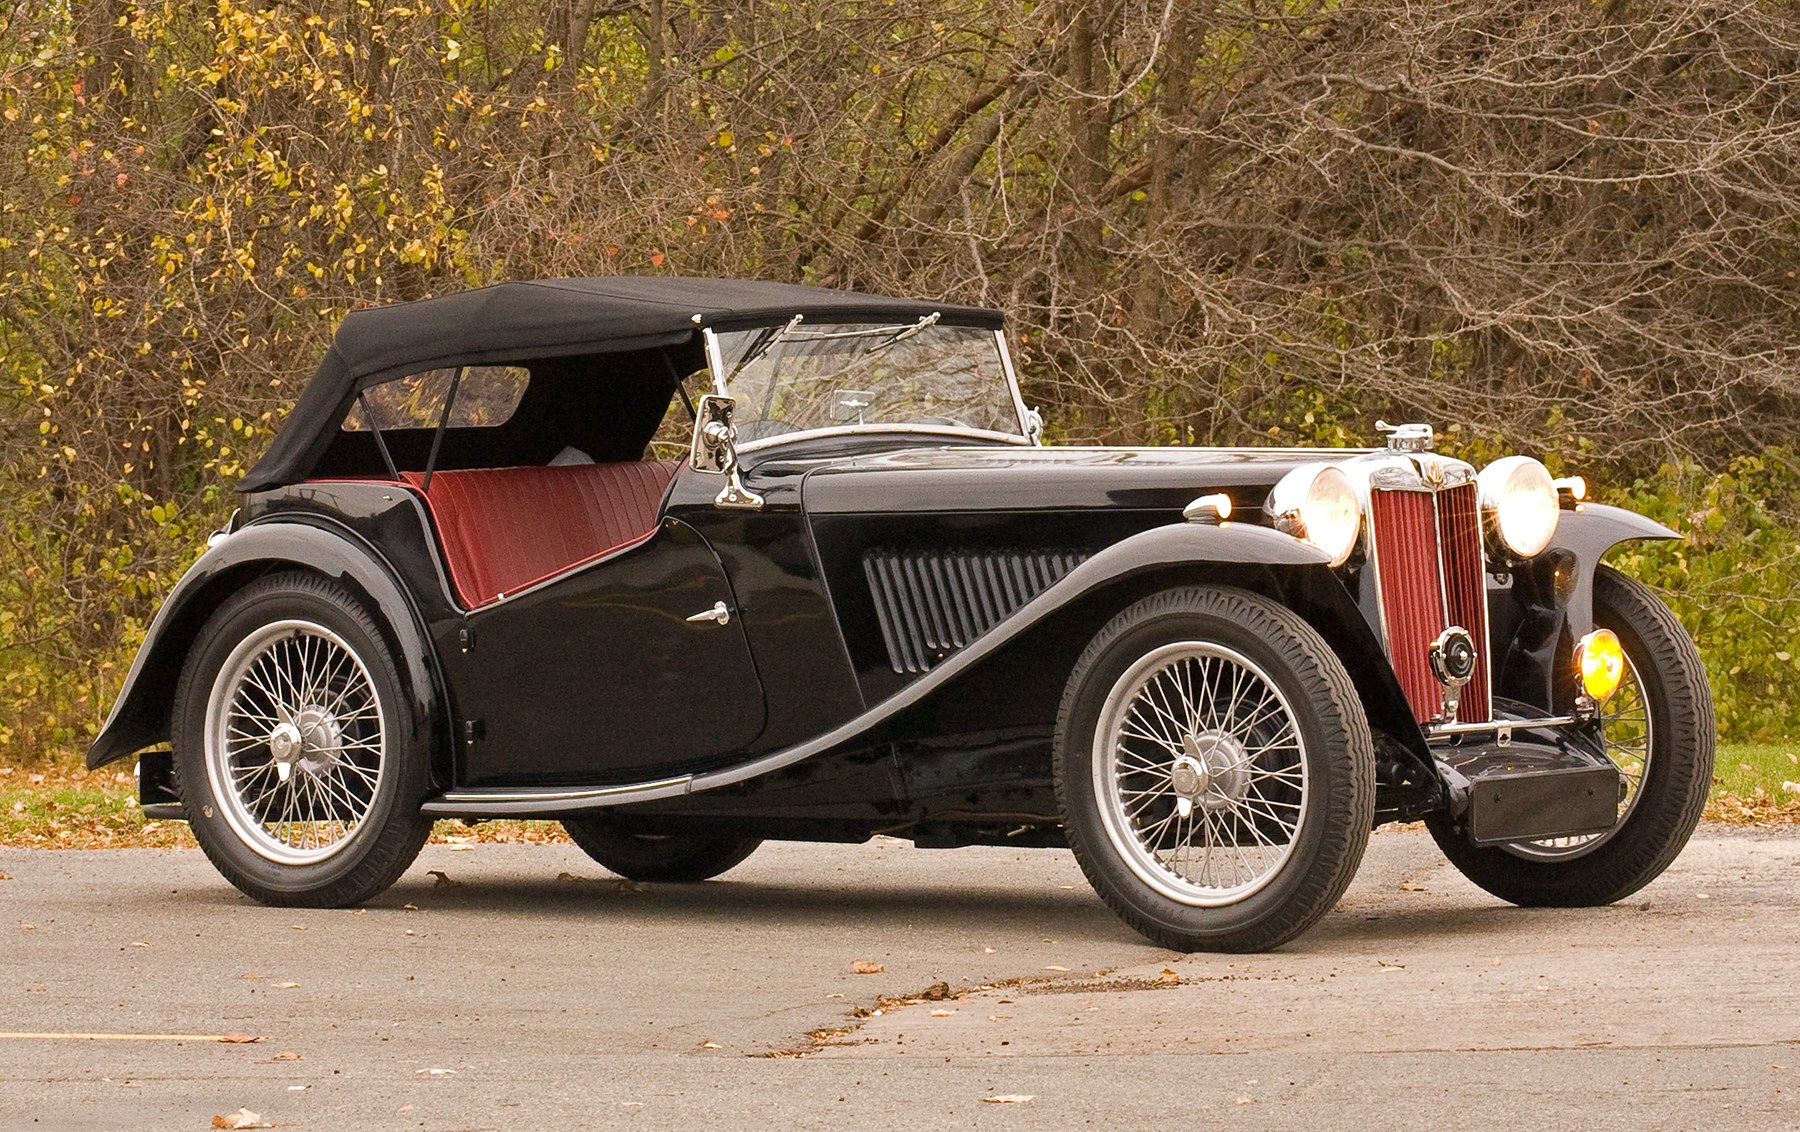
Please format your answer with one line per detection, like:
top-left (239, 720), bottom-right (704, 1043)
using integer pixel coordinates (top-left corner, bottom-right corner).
top-left (685, 601), bottom-right (731, 627)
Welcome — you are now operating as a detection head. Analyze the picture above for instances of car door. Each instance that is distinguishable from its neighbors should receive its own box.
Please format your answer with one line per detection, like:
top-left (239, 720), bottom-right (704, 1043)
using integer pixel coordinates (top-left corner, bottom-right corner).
top-left (448, 517), bottom-right (768, 786)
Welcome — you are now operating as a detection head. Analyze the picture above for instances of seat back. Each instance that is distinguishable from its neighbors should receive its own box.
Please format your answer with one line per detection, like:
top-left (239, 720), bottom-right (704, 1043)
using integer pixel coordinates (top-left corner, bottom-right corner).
top-left (400, 460), bottom-right (680, 607)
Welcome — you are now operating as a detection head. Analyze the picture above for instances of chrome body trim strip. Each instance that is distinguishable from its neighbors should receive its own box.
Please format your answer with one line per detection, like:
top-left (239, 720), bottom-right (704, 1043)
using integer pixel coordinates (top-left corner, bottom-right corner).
top-left (423, 775), bottom-right (695, 814)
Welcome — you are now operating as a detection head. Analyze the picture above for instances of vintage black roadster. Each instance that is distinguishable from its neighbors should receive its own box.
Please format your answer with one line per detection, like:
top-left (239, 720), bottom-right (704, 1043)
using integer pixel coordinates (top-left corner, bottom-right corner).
top-left (88, 277), bottom-right (1714, 952)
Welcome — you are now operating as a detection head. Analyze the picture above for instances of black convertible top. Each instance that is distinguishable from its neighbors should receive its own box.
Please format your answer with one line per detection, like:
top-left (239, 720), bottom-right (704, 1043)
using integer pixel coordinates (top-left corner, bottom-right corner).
top-left (240, 277), bottom-right (1003, 492)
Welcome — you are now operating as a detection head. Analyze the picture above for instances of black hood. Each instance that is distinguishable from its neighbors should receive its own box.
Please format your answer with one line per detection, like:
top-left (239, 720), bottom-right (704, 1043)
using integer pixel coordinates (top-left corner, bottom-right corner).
top-left (796, 445), bottom-right (1377, 517)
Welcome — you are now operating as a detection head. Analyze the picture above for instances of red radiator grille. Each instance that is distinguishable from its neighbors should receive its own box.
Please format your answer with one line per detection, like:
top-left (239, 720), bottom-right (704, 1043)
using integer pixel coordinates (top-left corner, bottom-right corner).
top-left (1434, 482), bottom-right (1491, 722)
top-left (1369, 485), bottom-right (1493, 724)
top-left (1369, 490), bottom-right (1448, 722)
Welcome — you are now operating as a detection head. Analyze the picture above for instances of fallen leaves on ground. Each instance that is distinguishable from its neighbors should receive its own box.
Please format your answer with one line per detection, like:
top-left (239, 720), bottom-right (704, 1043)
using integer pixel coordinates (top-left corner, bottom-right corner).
top-left (0, 766), bottom-right (590, 847)
top-left (426, 869), bottom-right (461, 887)
top-left (982, 1095), bottom-right (1034, 1104)
top-left (211, 1109), bottom-right (272, 1129)
top-left (2, 762), bottom-right (1796, 849)
top-left (851, 961), bottom-right (884, 975)
top-left (922, 981), bottom-right (951, 1000)
top-left (217, 1033), bottom-right (261, 1044)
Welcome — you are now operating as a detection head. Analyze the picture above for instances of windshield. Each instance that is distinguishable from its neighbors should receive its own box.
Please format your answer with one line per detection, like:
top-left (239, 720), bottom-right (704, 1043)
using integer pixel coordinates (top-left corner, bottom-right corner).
top-left (710, 321), bottom-right (1023, 443)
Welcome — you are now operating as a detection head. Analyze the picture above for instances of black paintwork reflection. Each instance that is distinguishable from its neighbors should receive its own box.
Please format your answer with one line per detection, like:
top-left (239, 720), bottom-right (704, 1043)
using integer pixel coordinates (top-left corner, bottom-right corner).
top-left (450, 518), bottom-right (767, 786)
top-left (801, 444), bottom-right (1366, 514)
top-left (666, 463), bottom-right (868, 755)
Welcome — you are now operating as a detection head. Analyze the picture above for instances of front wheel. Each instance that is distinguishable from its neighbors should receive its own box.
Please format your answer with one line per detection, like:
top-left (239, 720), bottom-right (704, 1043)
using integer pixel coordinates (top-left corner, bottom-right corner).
top-left (1428, 565), bottom-right (1715, 905)
top-left (1054, 586), bottom-right (1375, 953)
top-left (172, 572), bottom-right (433, 907)
top-left (562, 817), bottom-right (761, 882)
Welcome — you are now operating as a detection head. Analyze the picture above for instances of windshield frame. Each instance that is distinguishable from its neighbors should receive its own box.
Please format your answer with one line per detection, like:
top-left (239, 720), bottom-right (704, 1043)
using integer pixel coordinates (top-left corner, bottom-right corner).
top-left (701, 321), bottom-right (1035, 453)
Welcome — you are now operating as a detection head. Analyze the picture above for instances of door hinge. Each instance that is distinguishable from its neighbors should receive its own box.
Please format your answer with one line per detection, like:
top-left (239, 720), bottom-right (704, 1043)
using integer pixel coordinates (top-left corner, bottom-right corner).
top-left (462, 719), bottom-right (484, 746)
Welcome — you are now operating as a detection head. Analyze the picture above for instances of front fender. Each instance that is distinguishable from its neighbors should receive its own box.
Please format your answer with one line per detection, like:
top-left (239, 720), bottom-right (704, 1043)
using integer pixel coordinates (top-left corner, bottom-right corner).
top-left (1549, 502), bottom-right (1680, 631)
top-left (689, 521), bottom-right (1350, 793)
top-left (423, 518), bottom-right (1430, 817)
top-left (86, 519), bottom-right (445, 771)
top-left (1496, 502), bottom-right (1680, 714)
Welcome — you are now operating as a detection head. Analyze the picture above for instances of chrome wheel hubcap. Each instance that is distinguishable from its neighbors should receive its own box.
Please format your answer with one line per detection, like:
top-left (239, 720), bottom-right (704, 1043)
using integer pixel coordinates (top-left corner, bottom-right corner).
top-left (1174, 731), bottom-right (1251, 816)
top-left (204, 619), bottom-right (387, 865)
top-left (1095, 642), bottom-right (1308, 907)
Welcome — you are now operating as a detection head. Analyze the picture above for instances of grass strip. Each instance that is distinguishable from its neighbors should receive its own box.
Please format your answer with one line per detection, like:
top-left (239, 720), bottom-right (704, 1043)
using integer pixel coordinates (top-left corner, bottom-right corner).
top-left (1, 742), bottom-right (1795, 849)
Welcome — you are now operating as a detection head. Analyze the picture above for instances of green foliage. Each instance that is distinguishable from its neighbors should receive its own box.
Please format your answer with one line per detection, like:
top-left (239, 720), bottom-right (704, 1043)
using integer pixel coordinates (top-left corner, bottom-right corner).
top-left (1600, 454), bottom-right (1800, 740)
top-left (6, 1), bottom-right (1800, 764)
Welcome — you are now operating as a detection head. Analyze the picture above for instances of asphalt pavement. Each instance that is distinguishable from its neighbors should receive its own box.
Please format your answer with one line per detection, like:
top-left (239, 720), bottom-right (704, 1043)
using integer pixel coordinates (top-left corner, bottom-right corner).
top-left (1, 825), bottom-right (1795, 1130)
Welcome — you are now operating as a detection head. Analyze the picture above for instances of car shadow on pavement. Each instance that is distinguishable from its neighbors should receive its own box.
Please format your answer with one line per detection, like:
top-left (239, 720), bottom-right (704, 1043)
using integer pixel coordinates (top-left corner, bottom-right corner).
top-left (383, 872), bottom-right (1124, 933)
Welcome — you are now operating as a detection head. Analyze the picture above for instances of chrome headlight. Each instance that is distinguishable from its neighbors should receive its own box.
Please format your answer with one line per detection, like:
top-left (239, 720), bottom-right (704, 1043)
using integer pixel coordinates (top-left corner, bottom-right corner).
top-left (1478, 456), bottom-right (1559, 558)
top-left (1267, 465), bottom-right (1361, 567)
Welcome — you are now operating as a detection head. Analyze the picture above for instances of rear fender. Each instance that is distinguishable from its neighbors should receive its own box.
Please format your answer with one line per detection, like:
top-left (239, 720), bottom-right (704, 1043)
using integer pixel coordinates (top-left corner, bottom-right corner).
top-left (86, 520), bottom-right (447, 777)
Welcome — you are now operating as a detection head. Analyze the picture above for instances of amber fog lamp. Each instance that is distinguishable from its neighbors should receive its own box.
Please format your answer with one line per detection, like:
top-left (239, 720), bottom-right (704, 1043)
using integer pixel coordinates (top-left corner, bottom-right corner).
top-left (1575, 629), bottom-right (1627, 702)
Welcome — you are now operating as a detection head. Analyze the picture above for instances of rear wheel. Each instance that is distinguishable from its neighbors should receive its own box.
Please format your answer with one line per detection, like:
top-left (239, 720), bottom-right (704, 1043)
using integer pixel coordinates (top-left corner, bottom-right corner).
top-left (173, 572), bottom-right (432, 907)
top-left (1428, 566), bottom-right (1714, 905)
top-left (562, 817), bottom-right (761, 882)
top-left (1054, 586), bottom-right (1375, 952)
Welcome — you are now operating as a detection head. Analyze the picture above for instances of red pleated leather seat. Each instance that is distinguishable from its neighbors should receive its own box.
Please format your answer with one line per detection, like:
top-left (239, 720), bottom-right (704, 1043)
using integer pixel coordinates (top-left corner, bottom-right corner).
top-left (400, 460), bottom-right (679, 607)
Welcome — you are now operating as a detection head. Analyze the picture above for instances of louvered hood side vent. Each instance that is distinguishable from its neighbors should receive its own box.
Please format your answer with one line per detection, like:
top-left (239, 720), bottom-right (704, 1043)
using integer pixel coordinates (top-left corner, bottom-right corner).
top-left (864, 549), bottom-right (1090, 674)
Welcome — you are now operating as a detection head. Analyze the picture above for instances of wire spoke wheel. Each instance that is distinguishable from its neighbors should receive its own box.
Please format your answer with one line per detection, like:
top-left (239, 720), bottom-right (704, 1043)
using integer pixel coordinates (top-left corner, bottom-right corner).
top-left (1508, 648), bottom-right (1652, 860)
top-left (1056, 587), bottom-right (1371, 952)
top-left (1426, 566), bottom-right (1714, 909)
top-left (204, 619), bottom-right (387, 866)
top-left (1095, 642), bottom-right (1308, 907)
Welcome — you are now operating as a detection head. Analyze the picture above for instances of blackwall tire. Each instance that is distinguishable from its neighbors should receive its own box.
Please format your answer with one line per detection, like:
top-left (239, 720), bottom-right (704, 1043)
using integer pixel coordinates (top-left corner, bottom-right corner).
top-left (562, 818), bottom-right (761, 882)
top-left (1427, 566), bottom-right (1715, 906)
top-left (172, 571), bottom-right (432, 907)
top-left (1054, 586), bottom-right (1375, 953)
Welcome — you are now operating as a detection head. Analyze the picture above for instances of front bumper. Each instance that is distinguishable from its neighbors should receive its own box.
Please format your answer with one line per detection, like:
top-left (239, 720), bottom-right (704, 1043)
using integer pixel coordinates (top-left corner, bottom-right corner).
top-left (1430, 716), bottom-right (1623, 845)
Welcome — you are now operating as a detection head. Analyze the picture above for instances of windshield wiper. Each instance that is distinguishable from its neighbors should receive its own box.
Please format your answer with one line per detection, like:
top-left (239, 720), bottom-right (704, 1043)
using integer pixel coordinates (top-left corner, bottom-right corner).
top-left (728, 313), bottom-right (805, 384)
top-left (867, 311), bottom-right (939, 353)
top-left (811, 312), bottom-right (943, 386)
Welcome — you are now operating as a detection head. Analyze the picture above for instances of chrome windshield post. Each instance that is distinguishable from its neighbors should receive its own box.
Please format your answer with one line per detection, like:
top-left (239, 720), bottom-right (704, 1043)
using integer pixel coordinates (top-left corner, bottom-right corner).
top-left (994, 329), bottom-right (1038, 444)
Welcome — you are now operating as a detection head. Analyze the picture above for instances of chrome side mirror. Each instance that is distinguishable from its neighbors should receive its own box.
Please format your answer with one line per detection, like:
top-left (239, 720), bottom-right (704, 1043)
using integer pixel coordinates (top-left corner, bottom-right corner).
top-left (1024, 406), bottom-right (1045, 444)
top-left (688, 393), bottom-right (763, 510)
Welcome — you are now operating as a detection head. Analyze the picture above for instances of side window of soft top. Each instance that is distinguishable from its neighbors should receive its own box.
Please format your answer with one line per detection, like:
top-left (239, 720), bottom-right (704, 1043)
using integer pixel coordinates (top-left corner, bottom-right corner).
top-left (343, 366), bottom-right (531, 431)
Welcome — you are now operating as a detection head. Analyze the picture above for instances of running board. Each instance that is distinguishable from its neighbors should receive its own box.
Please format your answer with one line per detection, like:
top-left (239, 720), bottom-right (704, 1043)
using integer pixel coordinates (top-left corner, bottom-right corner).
top-left (421, 776), bottom-right (694, 817)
